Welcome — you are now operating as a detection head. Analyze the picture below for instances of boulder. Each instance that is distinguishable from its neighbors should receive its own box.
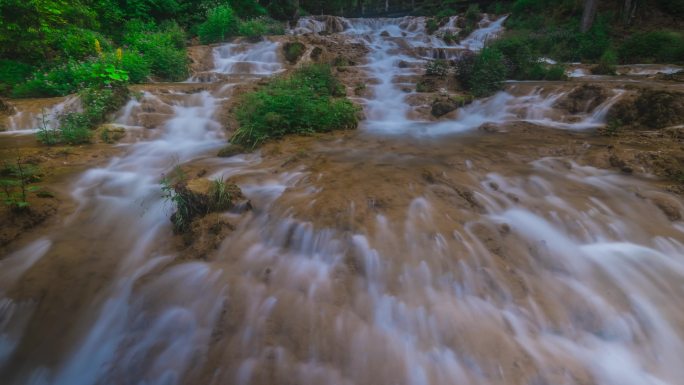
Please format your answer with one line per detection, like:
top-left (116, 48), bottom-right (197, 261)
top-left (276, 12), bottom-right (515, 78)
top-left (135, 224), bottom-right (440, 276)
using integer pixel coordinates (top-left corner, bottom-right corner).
top-left (431, 98), bottom-right (459, 117)
top-left (554, 84), bottom-right (608, 114)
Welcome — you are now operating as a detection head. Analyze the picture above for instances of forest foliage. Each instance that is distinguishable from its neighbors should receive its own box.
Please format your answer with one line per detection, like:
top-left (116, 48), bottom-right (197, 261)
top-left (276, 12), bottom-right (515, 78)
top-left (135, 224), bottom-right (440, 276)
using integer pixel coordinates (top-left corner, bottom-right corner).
top-left (1, 0), bottom-right (683, 100)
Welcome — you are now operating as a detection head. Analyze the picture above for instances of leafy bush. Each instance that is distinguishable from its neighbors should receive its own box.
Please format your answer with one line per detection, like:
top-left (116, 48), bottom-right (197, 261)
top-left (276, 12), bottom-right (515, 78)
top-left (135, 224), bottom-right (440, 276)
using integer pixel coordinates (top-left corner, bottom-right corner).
top-left (544, 64), bottom-right (567, 80)
top-left (461, 47), bottom-right (507, 97)
top-left (618, 31), bottom-right (684, 63)
top-left (13, 60), bottom-right (129, 98)
top-left (267, 0), bottom-right (298, 20)
top-left (13, 61), bottom-right (98, 98)
top-left (489, 36), bottom-right (535, 79)
top-left (124, 21), bottom-right (188, 81)
top-left (0, 60), bottom-right (34, 96)
top-left (50, 28), bottom-right (111, 61)
top-left (37, 85), bottom-right (129, 145)
top-left (117, 51), bottom-right (151, 83)
top-left (283, 42), bottom-right (306, 64)
top-left (198, 5), bottom-right (239, 44)
top-left (464, 4), bottom-right (481, 24)
top-left (229, 0), bottom-right (267, 18)
top-left (591, 49), bottom-right (617, 75)
top-left (238, 19), bottom-right (269, 37)
top-left (232, 65), bottom-right (358, 147)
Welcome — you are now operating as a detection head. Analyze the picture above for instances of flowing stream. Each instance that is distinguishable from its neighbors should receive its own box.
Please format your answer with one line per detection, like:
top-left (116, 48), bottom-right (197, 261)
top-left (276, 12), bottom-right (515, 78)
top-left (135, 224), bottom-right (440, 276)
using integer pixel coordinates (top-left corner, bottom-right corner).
top-left (1, 15), bottom-right (684, 385)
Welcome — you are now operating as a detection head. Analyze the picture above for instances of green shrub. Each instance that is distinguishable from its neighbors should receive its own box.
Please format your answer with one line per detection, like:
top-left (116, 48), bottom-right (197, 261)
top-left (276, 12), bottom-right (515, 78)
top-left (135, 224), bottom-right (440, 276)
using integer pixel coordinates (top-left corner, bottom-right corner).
top-left (467, 47), bottom-right (507, 97)
top-left (238, 19), bottom-right (269, 37)
top-left (123, 21), bottom-right (188, 81)
top-left (426, 19), bottom-right (439, 35)
top-left (283, 42), bottom-right (306, 64)
top-left (267, 0), bottom-right (298, 20)
top-left (578, 22), bottom-right (611, 61)
top-left (37, 85), bottom-right (129, 145)
top-left (51, 28), bottom-right (111, 61)
top-left (487, 1), bottom-right (511, 14)
top-left (57, 113), bottom-right (92, 144)
top-left (464, 4), bottom-right (481, 23)
top-left (544, 64), bottom-right (567, 80)
top-left (618, 31), bottom-right (684, 63)
top-left (489, 36), bottom-right (535, 79)
top-left (12, 59), bottom-right (130, 98)
top-left (229, 0), bottom-right (267, 18)
top-left (0, 60), bottom-right (34, 96)
top-left (198, 5), bottom-right (239, 44)
top-left (591, 49), bottom-right (617, 75)
top-left (117, 51), bottom-right (151, 83)
top-left (232, 65), bottom-right (358, 147)
top-left (13, 61), bottom-right (96, 98)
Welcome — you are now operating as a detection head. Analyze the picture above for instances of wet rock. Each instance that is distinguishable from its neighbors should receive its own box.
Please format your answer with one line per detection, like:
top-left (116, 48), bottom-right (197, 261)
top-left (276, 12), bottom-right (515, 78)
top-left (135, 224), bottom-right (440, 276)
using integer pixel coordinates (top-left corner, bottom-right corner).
top-left (380, 30), bottom-right (390, 37)
top-left (187, 45), bottom-right (215, 77)
top-left (0, 98), bottom-right (15, 115)
top-left (431, 95), bottom-right (472, 117)
top-left (322, 15), bottom-right (347, 34)
top-left (478, 123), bottom-right (501, 133)
top-left (608, 154), bottom-right (633, 174)
top-left (431, 98), bottom-right (459, 117)
top-left (650, 196), bottom-right (682, 221)
top-left (397, 60), bottom-right (410, 68)
top-left (656, 70), bottom-right (684, 82)
top-left (554, 84), bottom-right (608, 114)
top-left (310, 46), bottom-right (323, 61)
top-left (97, 125), bottom-right (126, 143)
top-left (217, 144), bottom-right (247, 157)
top-left (138, 113), bottom-right (170, 129)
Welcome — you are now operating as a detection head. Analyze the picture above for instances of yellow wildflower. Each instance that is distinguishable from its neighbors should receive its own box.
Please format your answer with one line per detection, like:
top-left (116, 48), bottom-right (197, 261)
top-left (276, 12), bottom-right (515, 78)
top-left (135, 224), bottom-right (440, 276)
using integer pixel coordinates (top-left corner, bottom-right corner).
top-left (116, 48), bottom-right (123, 62)
top-left (95, 39), bottom-right (102, 55)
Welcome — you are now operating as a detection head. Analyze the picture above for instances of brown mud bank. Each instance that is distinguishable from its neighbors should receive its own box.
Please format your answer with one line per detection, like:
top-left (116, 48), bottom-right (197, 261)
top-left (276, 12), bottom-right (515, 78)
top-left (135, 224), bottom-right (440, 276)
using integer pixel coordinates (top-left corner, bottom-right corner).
top-left (0, 134), bottom-right (126, 250)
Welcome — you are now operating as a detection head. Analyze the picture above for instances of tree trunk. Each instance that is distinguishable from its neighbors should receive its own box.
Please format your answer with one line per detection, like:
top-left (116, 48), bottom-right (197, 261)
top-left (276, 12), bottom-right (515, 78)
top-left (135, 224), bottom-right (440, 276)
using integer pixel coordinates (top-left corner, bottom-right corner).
top-left (580, 0), bottom-right (598, 32)
top-left (623, 0), bottom-right (637, 25)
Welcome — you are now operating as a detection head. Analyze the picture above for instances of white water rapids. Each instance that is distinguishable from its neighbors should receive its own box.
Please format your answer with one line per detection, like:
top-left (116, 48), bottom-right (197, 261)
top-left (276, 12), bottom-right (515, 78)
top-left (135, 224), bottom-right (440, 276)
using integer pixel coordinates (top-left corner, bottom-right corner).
top-left (1, 14), bottom-right (684, 385)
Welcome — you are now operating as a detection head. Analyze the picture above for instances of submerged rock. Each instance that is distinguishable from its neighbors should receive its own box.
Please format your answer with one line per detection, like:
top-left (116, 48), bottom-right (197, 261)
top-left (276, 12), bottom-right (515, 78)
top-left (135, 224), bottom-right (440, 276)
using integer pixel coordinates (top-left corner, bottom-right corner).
top-left (554, 84), bottom-right (607, 114)
top-left (431, 95), bottom-right (472, 117)
top-left (431, 98), bottom-right (458, 117)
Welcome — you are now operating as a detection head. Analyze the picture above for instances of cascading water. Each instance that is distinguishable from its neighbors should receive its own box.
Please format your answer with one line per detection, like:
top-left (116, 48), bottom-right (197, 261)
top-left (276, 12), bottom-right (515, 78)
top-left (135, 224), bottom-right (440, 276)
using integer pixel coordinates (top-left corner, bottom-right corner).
top-left (2, 13), bottom-right (684, 385)
top-left (0, 96), bottom-right (80, 135)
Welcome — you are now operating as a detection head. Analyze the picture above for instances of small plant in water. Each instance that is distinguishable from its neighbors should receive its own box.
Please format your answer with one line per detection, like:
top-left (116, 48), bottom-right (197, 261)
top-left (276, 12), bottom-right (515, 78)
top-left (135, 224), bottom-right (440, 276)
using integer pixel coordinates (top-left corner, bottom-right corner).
top-left (36, 109), bottom-right (59, 145)
top-left (161, 166), bottom-right (191, 233)
top-left (0, 157), bottom-right (41, 211)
